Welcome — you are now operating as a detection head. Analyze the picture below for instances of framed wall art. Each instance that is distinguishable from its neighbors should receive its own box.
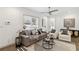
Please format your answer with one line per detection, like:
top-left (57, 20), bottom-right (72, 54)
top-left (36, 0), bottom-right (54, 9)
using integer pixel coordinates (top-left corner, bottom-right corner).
top-left (64, 18), bottom-right (75, 28)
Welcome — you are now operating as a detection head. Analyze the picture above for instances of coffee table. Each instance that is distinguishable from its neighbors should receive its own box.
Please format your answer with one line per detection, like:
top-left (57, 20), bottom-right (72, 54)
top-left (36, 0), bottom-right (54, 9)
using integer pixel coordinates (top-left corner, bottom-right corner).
top-left (42, 38), bottom-right (54, 49)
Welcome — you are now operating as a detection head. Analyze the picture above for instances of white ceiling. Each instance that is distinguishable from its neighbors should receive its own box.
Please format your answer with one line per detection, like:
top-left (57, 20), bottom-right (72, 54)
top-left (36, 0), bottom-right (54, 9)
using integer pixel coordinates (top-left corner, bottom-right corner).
top-left (27, 7), bottom-right (59, 12)
top-left (27, 7), bottom-right (79, 15)
top-left (27, 7), bottom-right (61, 15)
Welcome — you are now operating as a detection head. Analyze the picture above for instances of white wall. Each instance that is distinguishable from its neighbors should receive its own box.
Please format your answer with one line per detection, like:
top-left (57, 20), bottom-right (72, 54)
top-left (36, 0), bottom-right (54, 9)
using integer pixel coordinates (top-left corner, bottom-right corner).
top-left (47, 16), bottom-right (56, 32)
top-left (55, 7), bottom-right (79, 31)
top-left (0, 7), bottom-right (42, 48)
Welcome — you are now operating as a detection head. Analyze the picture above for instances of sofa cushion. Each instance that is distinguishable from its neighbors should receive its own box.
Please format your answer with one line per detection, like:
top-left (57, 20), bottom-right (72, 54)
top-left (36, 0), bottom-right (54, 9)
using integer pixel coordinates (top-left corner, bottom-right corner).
top-left (24, 30), bottom-right (31, 35)
top-left (19, 31), bottom-right (26, 35)
top-left (29, 35), bottom-right (39, 40)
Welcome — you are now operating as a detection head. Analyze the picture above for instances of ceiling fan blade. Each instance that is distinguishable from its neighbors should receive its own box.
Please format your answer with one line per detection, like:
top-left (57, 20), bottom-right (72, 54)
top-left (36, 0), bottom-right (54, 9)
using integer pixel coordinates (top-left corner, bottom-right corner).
top-left (41, 12), bottom-right (49, 13)
top-left (50, 9), bottom-right (58, 12)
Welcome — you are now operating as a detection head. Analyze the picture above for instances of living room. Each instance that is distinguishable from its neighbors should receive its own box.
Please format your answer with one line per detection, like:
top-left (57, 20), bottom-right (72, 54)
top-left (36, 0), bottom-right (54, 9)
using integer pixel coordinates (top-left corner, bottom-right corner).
top-left (0, 7), bottom-right (79, 51)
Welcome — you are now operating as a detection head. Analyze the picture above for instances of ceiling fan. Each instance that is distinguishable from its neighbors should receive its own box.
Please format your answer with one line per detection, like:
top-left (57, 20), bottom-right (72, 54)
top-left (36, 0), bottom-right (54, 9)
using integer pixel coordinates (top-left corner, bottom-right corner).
top-left (41, 7), bottom-right (58, 15)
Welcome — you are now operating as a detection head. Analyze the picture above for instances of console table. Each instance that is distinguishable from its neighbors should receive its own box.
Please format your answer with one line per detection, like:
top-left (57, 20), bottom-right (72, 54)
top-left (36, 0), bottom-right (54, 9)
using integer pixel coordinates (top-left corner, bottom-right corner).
top-left (60, 29), bottom-right (79, 37)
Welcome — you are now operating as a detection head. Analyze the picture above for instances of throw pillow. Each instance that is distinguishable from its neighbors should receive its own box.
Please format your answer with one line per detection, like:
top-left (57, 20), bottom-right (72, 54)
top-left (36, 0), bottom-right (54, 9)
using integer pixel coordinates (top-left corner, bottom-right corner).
top-left (62, 30), bottom-right (68, 35)
top-left (51, 29), bottom-right (56, 33)
top-left (37, 30), bottom-right (41, 34)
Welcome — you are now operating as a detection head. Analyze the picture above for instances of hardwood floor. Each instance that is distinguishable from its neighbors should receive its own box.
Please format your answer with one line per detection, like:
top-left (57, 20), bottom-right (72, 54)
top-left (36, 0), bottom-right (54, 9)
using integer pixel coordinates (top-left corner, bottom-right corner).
top-left (71, 37), bottom-right (79, 51)
top-left (0, 37), bottom-right (79, 51)
top-left (0, 44), bottom-right (16, 51)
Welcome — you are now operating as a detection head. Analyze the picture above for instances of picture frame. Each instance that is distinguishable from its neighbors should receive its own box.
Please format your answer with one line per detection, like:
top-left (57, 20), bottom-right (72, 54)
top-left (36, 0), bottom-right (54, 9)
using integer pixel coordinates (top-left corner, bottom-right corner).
top-left (64, 18), bottom-right (75, 28)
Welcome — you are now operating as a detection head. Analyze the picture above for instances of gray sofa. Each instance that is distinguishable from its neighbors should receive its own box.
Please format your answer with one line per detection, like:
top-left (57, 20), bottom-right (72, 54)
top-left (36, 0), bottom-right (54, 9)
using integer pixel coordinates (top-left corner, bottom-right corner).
top-left (20, 30), bottom-right (47, 47)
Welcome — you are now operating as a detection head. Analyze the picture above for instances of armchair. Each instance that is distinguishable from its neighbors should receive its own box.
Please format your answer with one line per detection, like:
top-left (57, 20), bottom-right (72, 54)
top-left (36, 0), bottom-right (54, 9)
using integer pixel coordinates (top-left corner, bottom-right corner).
top-left (59, 31), bottom-right (71, 42)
